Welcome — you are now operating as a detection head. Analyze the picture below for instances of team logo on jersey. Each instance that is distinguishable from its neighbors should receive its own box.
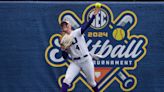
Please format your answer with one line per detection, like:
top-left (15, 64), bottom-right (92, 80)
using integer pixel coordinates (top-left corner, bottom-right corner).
top-left (45, 3), bottom-right (148, 92)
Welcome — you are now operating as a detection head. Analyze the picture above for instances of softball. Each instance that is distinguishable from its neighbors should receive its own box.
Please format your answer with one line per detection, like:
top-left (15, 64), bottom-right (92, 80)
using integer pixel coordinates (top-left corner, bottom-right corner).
top-left (95, 2), bottom-right (102, 8)
top-left (112, 28), bottom-right (125, 41)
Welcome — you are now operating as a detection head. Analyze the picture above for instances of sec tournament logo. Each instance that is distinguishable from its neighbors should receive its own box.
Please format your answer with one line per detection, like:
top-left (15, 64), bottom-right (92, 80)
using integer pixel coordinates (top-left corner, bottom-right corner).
top-left (45, 3), bottom-right (148, 92)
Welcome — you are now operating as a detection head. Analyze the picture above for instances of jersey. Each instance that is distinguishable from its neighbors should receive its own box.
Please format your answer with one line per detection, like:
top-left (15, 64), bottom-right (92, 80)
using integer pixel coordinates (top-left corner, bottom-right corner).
top-left (67, 28), bottom-right (89, 59)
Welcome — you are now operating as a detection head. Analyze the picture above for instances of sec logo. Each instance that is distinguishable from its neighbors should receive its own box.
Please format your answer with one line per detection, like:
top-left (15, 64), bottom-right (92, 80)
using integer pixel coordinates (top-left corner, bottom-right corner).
top-left (87, 8), bottom-right (109, 29)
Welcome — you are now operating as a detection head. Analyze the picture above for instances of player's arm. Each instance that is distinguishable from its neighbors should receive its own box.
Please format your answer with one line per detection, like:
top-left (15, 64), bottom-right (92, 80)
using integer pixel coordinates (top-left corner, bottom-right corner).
top-left (59, 33), bottom-right (69, 59)
top-left (61, 51), bottom-right (68, 59)
top-left (81, 8), bottom-right (100, 34)
top-left (81, 15), bottom-right (95, 34)
top-left (60, 44), bottom-right (69, 59)
top-left (60, 32), bottom-right (66, 50)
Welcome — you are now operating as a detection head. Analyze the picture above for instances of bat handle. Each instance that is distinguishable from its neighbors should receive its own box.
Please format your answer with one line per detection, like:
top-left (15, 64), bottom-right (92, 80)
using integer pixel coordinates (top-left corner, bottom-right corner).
top-left (117, 71), bottom-right (135, 89)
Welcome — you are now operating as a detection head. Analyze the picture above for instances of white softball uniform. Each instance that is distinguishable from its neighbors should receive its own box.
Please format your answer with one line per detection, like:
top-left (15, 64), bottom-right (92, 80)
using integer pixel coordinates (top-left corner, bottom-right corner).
top-left (63, 28), bottom-right (97, 87)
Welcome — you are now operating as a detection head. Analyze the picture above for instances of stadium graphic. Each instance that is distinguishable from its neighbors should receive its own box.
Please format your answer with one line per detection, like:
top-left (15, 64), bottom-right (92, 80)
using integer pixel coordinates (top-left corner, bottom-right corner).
top-left (45, 3), bottom-right (148, 92)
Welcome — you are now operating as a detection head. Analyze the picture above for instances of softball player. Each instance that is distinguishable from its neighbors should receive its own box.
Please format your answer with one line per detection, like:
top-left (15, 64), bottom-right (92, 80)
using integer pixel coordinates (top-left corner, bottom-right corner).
top-left (60, 7), bottom-right (100, 92)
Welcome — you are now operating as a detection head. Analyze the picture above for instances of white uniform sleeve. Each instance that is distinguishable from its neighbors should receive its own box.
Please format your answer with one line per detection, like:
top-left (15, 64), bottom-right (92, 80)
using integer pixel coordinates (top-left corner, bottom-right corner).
top-left (74, 27), bottom-right (81, 36)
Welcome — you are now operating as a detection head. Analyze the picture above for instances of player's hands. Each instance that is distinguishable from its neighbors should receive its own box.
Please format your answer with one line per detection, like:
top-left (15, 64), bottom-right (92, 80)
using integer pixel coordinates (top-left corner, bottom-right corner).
top-left (60, 43), bottom-right (71, 51)
top-left (93, 7), bottom-right (100, 15)
top-left (60, 33), bottom-right (73, 51)
top-left (60, 43), bottom-right (66, 51)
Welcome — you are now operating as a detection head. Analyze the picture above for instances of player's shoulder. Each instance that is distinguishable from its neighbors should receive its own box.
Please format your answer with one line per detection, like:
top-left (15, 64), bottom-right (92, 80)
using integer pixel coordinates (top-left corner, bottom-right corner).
top-left (73, 27), bottom-right (81, 32)
top-left (72, 27), bottom-right (81, 35)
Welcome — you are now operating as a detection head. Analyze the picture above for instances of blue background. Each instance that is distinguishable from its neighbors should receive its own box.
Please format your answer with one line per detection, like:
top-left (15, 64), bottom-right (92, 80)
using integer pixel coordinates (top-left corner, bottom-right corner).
top-left (0, 2), bottom-right (163, 92)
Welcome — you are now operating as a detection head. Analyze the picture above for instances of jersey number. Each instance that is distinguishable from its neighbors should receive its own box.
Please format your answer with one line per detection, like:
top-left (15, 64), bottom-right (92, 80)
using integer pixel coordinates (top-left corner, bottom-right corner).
top-left (72, 37), bottom-right (80, 50)
top-left (76, 45), bottom-right (80, 50)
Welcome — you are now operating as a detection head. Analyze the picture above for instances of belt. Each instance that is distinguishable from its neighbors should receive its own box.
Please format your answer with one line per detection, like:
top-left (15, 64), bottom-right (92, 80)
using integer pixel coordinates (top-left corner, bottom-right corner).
top-left (73, 54), bottom-right (88, 60)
